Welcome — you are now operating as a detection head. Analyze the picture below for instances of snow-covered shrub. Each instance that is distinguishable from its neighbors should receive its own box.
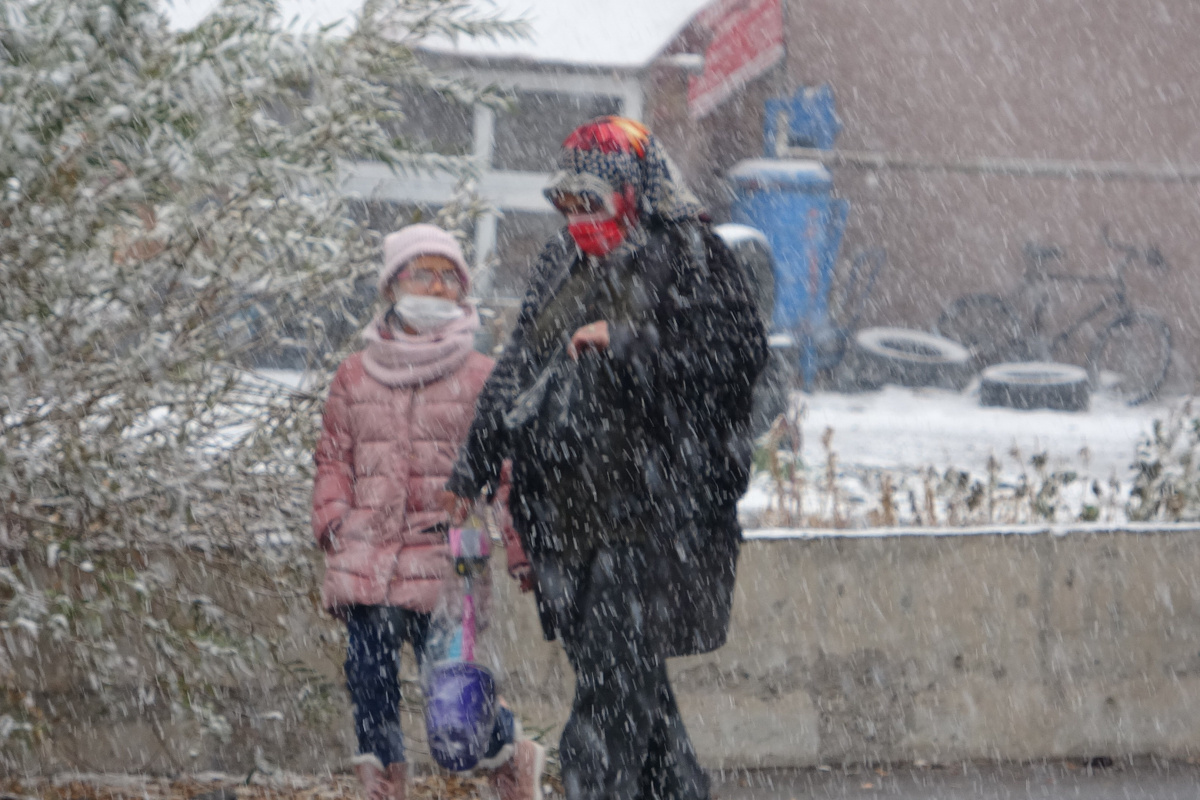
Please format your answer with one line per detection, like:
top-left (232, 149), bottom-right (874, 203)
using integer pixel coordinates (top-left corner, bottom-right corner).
top-left (0, 0), bottom-right (519, 547)
top-left (1127, 400), bottom-right (1200, 521)
top-left (0, 0), bottom-right (521, 761)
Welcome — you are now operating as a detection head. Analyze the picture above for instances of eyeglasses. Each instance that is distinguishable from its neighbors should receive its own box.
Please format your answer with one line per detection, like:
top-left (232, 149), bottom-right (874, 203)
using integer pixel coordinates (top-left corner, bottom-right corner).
top-left (398, 267), bottom-right (464, 290)
top-left (544, 171), bottom-right (620, 217)
top-left (549, 191), bottom-right (612, 216)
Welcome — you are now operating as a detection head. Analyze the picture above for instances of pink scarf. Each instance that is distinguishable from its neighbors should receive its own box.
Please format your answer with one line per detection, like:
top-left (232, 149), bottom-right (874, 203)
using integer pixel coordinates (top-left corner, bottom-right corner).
top-left (361, 306), bottom-right (481, 388)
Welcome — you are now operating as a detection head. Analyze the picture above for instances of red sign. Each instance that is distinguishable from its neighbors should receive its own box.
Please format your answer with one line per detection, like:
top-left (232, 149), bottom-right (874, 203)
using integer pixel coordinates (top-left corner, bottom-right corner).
top-left (688, 0), bottom-right (785, 119)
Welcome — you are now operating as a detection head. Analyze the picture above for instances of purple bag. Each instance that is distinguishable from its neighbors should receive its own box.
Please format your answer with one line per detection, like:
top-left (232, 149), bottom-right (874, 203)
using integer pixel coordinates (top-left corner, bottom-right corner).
top-left (424, 655), bottom-right (498, 770)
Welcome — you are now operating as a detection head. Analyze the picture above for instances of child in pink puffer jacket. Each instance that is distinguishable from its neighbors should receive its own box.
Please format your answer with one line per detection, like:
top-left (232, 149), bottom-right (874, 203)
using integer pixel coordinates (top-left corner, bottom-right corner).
top-left (312, 224), bottom-right (544, 800)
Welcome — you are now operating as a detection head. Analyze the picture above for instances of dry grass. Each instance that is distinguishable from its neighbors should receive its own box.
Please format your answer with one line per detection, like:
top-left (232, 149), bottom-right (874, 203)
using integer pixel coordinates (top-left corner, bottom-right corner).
top-left (4, 770), bottom-right (565, 800)
top-left (752, 414), bottom-right (1120, 529)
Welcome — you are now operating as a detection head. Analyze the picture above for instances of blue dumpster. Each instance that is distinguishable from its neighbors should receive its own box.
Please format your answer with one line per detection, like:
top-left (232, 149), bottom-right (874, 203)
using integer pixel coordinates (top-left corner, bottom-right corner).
top-left (728, 158), bottom-right (849, 385)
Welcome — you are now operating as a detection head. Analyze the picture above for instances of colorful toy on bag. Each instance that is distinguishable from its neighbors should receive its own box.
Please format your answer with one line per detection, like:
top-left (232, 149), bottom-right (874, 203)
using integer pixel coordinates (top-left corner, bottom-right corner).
top-left (425, 512), bottom-right (498, 771)
top-left (451, 522), bottom-right (491, 572)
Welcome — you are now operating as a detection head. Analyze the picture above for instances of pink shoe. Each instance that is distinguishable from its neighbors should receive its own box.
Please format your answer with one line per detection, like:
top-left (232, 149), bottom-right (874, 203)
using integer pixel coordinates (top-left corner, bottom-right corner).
top-left (383, 762), bottom-right (408, 800)
top-left (486, 738), bottom-right (546, 800)
top-left (352, 755), bottom-right (389, 800)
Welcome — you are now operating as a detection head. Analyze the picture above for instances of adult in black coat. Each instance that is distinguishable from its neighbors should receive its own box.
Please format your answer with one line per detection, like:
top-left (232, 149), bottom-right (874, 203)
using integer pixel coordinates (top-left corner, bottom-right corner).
top-left (446, 117), bottom-right (767, 800)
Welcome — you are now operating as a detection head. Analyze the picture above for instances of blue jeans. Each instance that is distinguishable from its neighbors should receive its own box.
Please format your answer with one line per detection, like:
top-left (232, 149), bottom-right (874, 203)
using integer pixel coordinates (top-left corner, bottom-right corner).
top-left (344, 604), bottom-right (515, 767)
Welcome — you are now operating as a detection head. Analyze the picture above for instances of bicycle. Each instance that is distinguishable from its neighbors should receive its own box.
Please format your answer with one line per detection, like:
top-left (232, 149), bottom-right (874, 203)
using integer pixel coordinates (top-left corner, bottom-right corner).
top-left (934, 225), bottom-right (1172, 405)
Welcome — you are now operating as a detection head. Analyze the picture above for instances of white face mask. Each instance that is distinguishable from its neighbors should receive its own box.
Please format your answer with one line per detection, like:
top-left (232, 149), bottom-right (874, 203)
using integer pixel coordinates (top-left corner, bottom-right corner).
top-left (393, 294), bottom-right (466, 334)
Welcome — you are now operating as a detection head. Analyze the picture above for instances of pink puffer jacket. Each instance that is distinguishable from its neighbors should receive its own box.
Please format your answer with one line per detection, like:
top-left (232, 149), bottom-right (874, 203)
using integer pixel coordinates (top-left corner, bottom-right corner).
top-left (312, 350), bottom-right (527, 614)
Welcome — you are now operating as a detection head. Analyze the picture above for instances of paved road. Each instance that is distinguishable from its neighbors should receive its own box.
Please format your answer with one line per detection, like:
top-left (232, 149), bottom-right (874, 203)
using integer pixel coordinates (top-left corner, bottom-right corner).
top-left (711, 759), bottom-right (1200, 799)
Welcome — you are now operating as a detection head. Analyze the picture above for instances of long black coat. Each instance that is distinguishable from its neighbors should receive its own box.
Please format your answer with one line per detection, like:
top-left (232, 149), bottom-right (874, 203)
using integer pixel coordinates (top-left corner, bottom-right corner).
top-left (448, 216), bottom-right (767, 657)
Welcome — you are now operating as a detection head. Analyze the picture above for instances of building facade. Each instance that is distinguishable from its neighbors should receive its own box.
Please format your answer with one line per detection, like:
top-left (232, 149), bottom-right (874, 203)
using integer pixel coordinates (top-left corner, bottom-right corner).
top-left (339, 0), bottom-right (1200, 390)
top-left (647, 0), bottom-right (1200, 390)
top-left (342, 54), bottom-right (646, 296)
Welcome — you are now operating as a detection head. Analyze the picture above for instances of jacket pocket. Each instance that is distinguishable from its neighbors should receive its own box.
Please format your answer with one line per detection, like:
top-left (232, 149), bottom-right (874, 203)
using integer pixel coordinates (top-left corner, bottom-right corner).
top-left (326, 508), bottom-right (379, 553)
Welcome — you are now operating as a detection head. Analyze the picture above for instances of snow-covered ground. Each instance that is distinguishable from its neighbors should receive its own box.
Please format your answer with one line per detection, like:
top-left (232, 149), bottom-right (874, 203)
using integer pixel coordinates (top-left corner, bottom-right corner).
top-left (739, 385), bottom-right (1185, 532)
top-left (216, 370), bottom-right (1188, 534)
top-left (793, 385), bottom-right (1166, 479)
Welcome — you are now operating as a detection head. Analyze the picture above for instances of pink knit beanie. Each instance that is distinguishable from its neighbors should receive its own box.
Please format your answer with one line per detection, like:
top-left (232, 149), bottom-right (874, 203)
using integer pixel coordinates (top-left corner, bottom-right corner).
top-left (378, 224), bottom-right (471, 294)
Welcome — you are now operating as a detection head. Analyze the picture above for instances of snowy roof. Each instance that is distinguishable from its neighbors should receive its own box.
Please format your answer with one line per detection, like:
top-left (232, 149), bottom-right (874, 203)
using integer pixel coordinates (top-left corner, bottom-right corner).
top-left (163, 0), bottom-right (713, 68)
top-left (727, 158), bottom-right (832, 183)
top-left (727, 159), bottom-right (833, 191)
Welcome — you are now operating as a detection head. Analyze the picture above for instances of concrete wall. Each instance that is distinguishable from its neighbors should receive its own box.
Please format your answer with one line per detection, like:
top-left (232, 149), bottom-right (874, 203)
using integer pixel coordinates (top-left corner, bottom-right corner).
top-left (6, 528), bottom-right (1200, 774)
top-left (676, 529), bottom-right (1200, 766)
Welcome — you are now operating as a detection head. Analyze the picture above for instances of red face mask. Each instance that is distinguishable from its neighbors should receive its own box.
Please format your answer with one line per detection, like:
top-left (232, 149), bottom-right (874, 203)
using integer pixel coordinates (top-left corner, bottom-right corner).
top-left (567, 211), bottom-right (627, 257)
top-left (564, 187), bottom-right (637, 257)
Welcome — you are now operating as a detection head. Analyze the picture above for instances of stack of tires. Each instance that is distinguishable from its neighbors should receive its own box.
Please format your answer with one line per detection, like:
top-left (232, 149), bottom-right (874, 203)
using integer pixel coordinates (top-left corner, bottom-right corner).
top-left (841, 327), bottom-right (973, 391)
top-left (837, 327), bottom-right (1094, 413)
top-left (977, 362), bottom-right (1090, 412)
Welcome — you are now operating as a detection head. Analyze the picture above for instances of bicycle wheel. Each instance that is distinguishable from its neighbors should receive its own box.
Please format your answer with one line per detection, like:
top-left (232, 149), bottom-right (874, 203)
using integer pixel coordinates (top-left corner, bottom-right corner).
top-left (934, 294), bottom-right (1024, 367)
top-left (1088, 312), bottom-right (1172, 405)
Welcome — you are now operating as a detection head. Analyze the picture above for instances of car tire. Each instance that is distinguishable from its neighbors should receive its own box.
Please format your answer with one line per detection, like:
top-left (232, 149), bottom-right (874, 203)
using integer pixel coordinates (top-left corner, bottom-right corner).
top-left (979, 362), bottom-right (1090, 411)
top-left (847, 327), bottom-right (973, 390)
